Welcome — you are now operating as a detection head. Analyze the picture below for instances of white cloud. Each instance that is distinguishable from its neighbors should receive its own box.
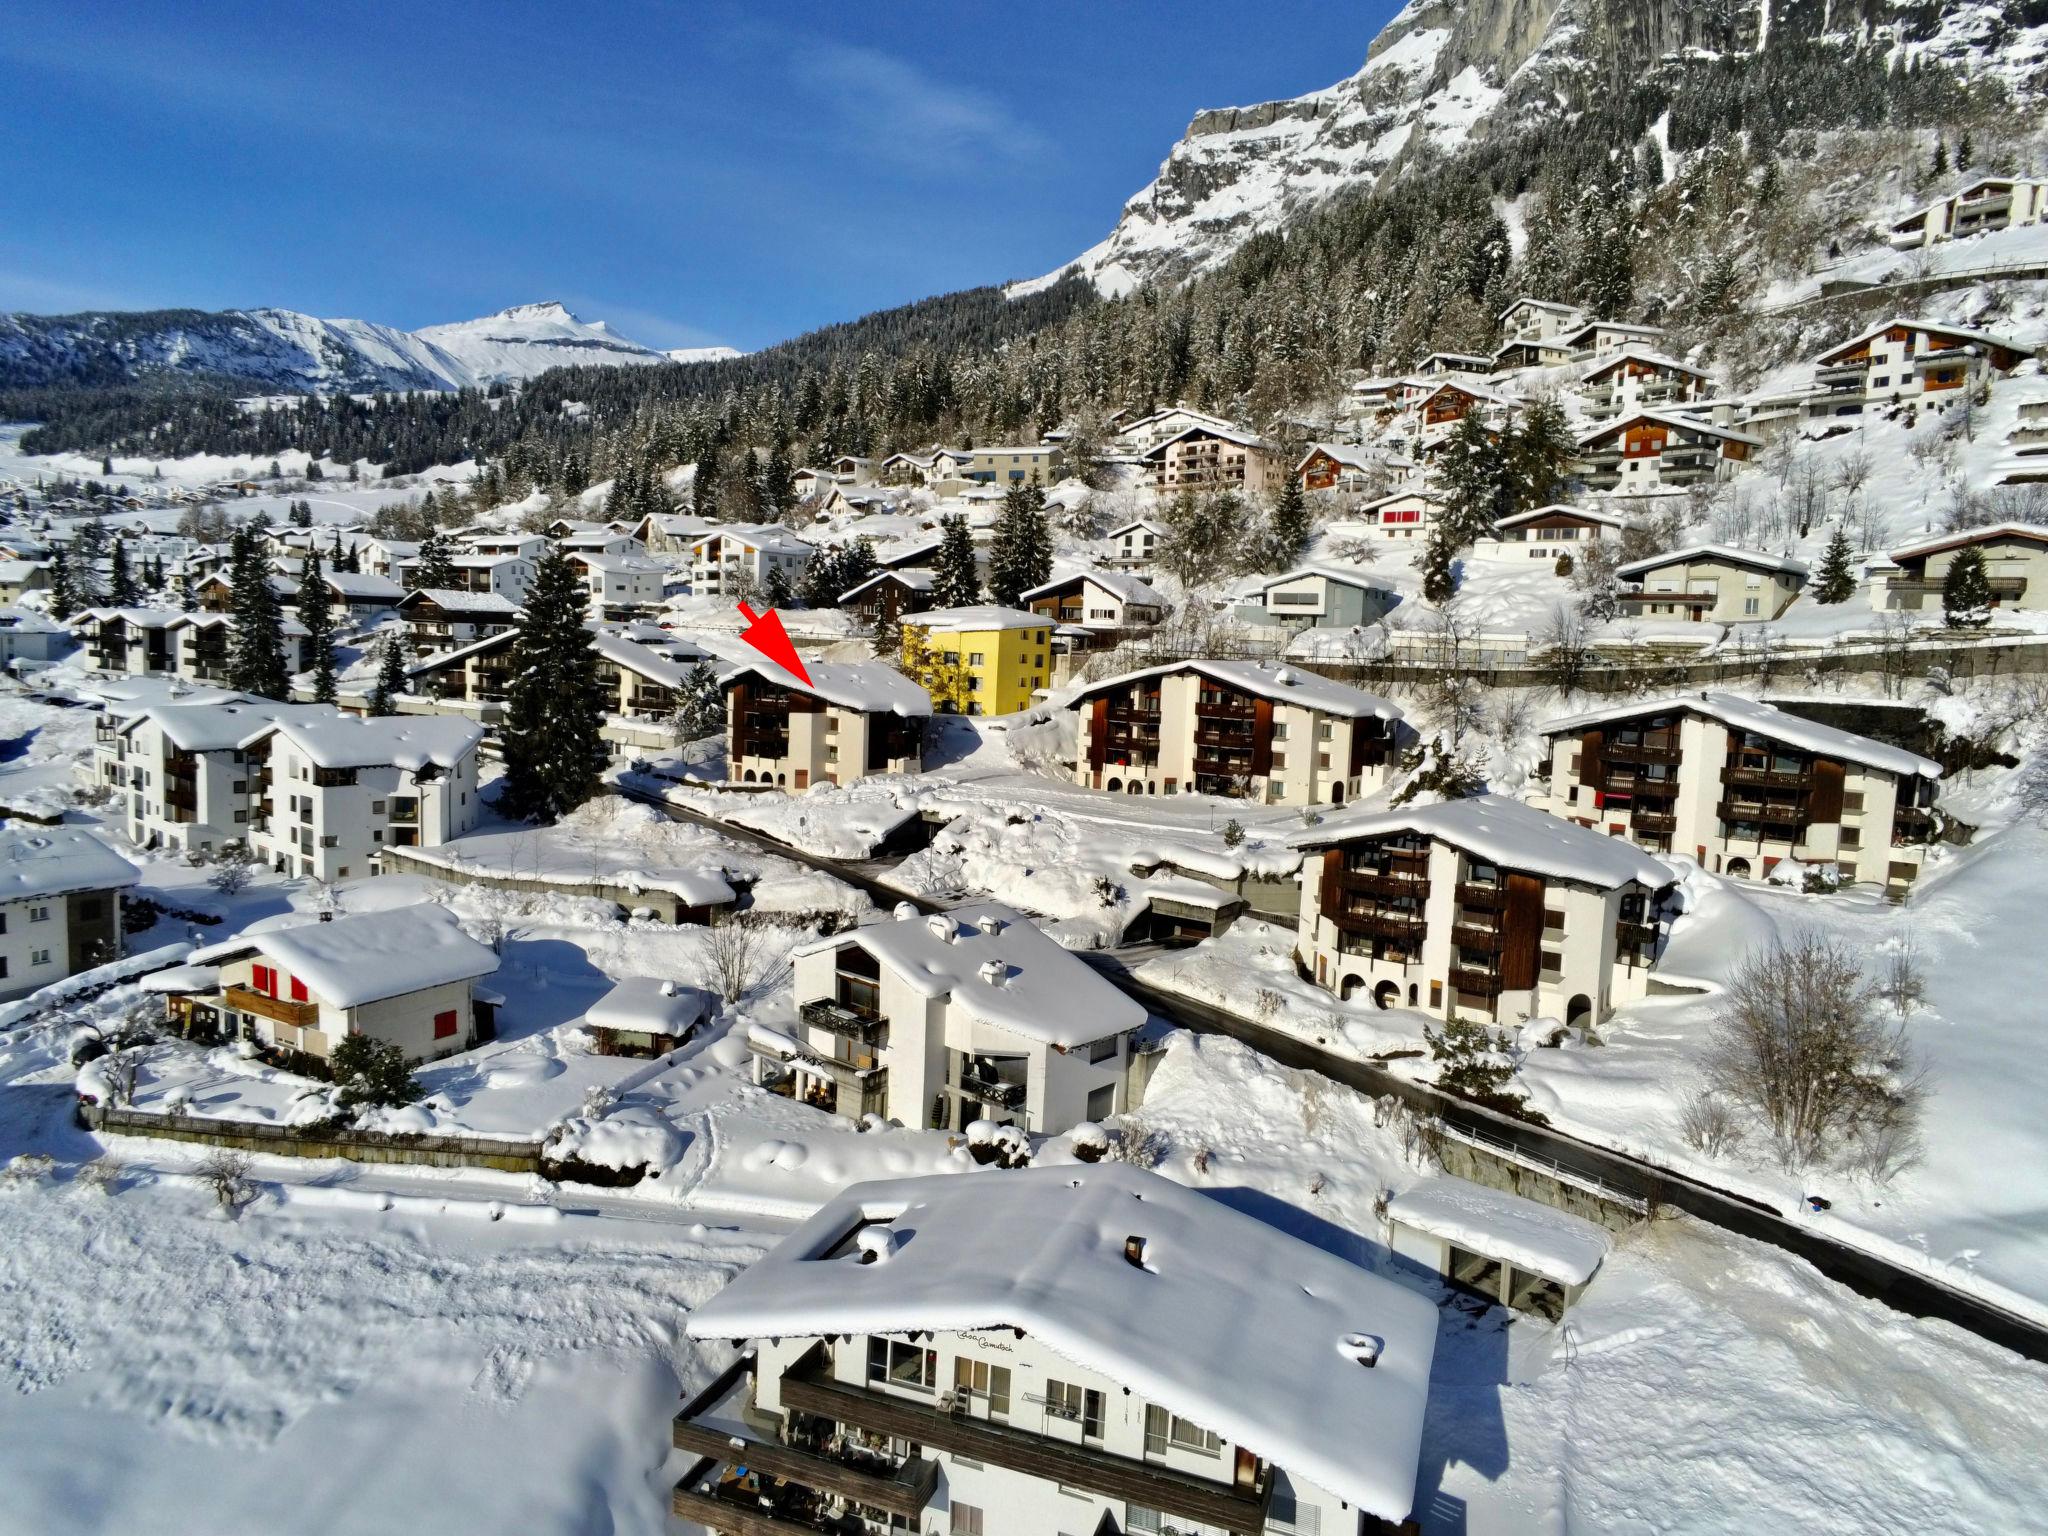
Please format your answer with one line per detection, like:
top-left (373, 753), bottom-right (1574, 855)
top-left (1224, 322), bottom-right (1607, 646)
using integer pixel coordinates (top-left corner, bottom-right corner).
top-left (789, 41), bottom-right (1054, 173)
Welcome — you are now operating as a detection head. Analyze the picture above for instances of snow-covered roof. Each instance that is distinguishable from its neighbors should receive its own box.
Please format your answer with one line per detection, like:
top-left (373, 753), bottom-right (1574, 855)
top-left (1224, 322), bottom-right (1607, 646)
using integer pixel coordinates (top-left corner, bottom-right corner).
top-left (1580, 347), bottom-right (1711, 382)
top-left (685, 1163), bottom-right (1438, 1523)
top-left (584, 976), bottom-right (712, 1037)
top-left (1139, 422), bottom-right (1273, 458)
top-left (1492, 503), bottom-right (1630, 532)
top-left (74, 606), bottom-right (182, 630)
top-left (1885, 522), bottom-right (2048, 562)
top-left (1385, 1175), bottom-right (1612, 1287)
top-left (1539, 691), bottom-right (1941, 778)
top-left (1616, 543), bottom-right (1807, 580)
top-left (324, 571), bottom-right (405, 600)
top-left (1018, 568), bottom-right (1166, 607)
top-left (1558, 319), bottom-right (1665, 346)
top-left (838, 569), bottom-right (935, 603)
top-left (1259, 563), bottom-right (1397, 595)
top-left (1498, 296), bottom-right (1582, 321)
top-left (1815, 316), bottom-right (2032, 364)
top-left (591, 628), bottom-right (706, 688)
top-left (192, 904), bottom-right (498, 1009)
top-left (720, 657), bottom-right (932, 718)
top-left (906, 604), bottom-right (1046, 633)
top-left (121, 698), bottom-right (290, 752)
top-left (1358, 487), bottom-right (1445, 511)
top-left (1294, 442), bottom-right (1375, 473)
top-left (447, 552), bottom-right (527, 570)
top-left (1072, 658), bottom-right (1401, 722)
top-left (798, 901), bottom-right (1142, 1048)
top-left (0, 606), bottom-right (67, 634)
top-left (1418, 379), bottom-right (1509, 408)
top-left (1292, 794), bottom-right (1672, 889)
top-left (1104, 517), bottom-right (1168, 539)
top-left (0, 828), bottom-right (139, 900)
top-left (398, 587), bottom-right (520, 615)
top-left (1577, 411), bottom-right (1762, 448)
top-left (571, 551), bottom-right (667, 575)
top-left (693, 524), bottom-right (813, 557)
top-left (255, 709), bottom-right (485, 771)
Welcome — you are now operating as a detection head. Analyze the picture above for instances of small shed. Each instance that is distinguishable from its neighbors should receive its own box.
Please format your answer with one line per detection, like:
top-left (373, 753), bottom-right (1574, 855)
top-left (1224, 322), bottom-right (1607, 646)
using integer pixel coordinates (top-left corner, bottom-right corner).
top-left (584, 976), bottom-right (712, 1058)
top-left (1384, 1175), bottom-right (1613, 1319)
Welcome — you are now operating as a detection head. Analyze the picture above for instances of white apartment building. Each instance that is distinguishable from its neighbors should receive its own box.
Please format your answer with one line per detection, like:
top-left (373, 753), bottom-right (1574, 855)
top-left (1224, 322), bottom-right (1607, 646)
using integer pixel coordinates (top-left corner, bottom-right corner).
top-left (756, 900), bottom-right (1143, 1133)
top-left (678, 1164), bottom-right (1439, 1536)
top-left (1473, 504), bottom-right (1628, 562)
top-left (1498, 296), bottom-right (1588, 343)
top-left (175, 904), bottom-right (500, 1064)
top-left (1576, 412), bottom-right (1760, 493)
top-left (94, 699), bottom-right (482, 879)
top-left (690, 525), bottom-right (815, 597)
top-left (1535, 691), bottom-right (1943, 888)
top-left (1103, 517), bottom-right (1167, 570)
top-left (569, 550), bottom-right (668, 616)
top-left (725, 659), bottom-right (930, 789)
top-left (445, 552), bottom-right (536, 601)
top-left (1578, 349), bottom-right (1715, 421)
top-left (1073, 658), bottom-right (1402, 805)
top-left (1614, 544), bottom-right (1807, 624)
top-left (1292, 794), bottom-right (1674, 1029)
top-left (1887, 177), bottom-right (2048, 248)
top-left (0, 828), bottom-right (138, 1002)
top-left (246, 710), bottom-right (485, 881)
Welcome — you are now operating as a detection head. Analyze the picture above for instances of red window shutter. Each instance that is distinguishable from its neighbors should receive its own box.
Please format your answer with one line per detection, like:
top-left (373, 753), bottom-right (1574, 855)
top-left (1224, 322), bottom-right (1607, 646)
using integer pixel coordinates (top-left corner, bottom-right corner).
top-left (434, 1010), bottom-right (458, 1039)
top-left (289, 977), bottom-right (309, 1003)
top-left (252, 965), bottom-right (272, 996)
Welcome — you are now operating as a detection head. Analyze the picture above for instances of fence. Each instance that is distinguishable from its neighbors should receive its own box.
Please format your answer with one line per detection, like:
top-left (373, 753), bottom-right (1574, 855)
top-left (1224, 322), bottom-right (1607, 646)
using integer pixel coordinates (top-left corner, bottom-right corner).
top-left (82, 1102), bottom-right (544, 1173)
top-left (1430, 1120), bottom-right (1648, 1235)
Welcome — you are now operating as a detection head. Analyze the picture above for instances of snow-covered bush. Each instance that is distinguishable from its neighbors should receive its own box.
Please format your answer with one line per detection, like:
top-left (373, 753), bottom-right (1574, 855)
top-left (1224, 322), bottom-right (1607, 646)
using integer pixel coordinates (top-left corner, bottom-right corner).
top-left (198, 1148), bottom-right (255, 1212)
top-left (1678, 1087), bottom-right (1744, 1159)
top-left (1067, 1122), bottom-right (1109, 1163)
top-left (1106, 1124), bottom-right (1170, 1169)
top-left (73, 1155), bottom-right (124, 1195)
top-left (1, 1153), bottom-right (56, 1190)
top-left (330, 1035), bottom-right (420, 1111)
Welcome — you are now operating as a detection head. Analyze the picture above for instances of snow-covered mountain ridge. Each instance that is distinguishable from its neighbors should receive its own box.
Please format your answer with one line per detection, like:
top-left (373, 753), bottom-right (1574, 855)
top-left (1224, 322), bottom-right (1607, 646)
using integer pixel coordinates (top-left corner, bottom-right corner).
top-left (1018, 0), bottom-right (2048, 297)
top-left (0, 300), bottom-right (737, 394)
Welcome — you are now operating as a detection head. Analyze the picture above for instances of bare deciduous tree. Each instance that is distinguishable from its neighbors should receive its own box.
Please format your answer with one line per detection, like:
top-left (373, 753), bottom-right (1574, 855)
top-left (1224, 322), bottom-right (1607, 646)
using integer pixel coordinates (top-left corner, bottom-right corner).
top-left (1535, 603), bottom-right (1592, 695)
top-left (702, 916), bottom-right (761, 1004)
top-left (199, 1148), bottom-right (256, 1212)
top-left (1705, 932), bottom-right (1927, 1173)
top-left (1677, 1086), bottom-right (1743, 1158)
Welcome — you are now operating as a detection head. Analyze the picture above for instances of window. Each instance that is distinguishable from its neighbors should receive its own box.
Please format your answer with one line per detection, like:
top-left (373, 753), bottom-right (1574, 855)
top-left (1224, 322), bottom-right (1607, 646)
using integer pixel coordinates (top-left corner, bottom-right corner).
top-left (434, 1010), bottom-right (458, 1040)
top-left (1144, 1404), bottom-right (1221, 1457)
top-left (372, 800), bottom-right (387, 814)
top-left (953, 1357), bottom-right (1011, 1417)
top-left (1045, 1380), bottom-right (1103, 1437)
top-left (1272, 722), bottom-right (1289, 741)
top-left (951, 1504), bottom-right (983, 1536)
top-left (866, 1336), bottom-right (936, 1391)
top-left (1087, 1084), bottom-right (1115, 1122)
top-left (252, 964), bottom-right (276, 996)
top-left (290, 977), bottom-right (310, 1003)
top-left (29, 904), bottom-right (49, 923)
top-left (1271, 752), bottom-right (1287, 770)
top-left (1088, 1033), bottom-right (1118, 1064)
top-left (31, 949), bottom-right (51, 966)
top-left (968, 651), bottom-right (985, 666)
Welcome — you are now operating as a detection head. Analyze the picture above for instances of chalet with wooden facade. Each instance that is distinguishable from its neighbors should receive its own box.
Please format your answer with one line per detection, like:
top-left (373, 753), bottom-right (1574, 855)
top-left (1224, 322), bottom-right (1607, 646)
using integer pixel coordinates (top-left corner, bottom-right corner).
top-left (174, 904), bottom-right (500, 1065)
top-left (1352, 486), bottom-right (1443, 540)
top-left (1415, 380), bottom-right (1509, 444)
top-left (1474, 504), bottom-right (1628, 562)
top-left (1615, 544), bottom-right (1807, 623)
top-left (1576, 412), bottom-right (1760, 493)
top-left (725, 659), bottom-right (930, 790)
top-left (1875, 522), bottom-right (2048, 613)
top-left (757, 902), bottom-right (1143, 1135)
top-left (1294, 442), bottom-right (1377, 494)
top-left (1809, 319), bottom-right (2030, 415)
top-left (1535, 691), bottom-right (1943, 889)
top-left (1072, 659), bottom-right (1401, 806)
top-left (1292, 795), bottom-right (1674, 1030)
top-left (396, 589), bottom-right (520, 649)
top-left (837, 568), bottom-right (935, 628)
top-left (1019, 569), bottom-right (1165, 641)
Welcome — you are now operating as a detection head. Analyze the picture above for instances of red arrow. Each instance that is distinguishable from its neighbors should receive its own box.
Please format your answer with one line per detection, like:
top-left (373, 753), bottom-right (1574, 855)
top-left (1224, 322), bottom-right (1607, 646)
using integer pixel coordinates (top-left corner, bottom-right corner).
top-left (736, 602), bottom-right (813, 687)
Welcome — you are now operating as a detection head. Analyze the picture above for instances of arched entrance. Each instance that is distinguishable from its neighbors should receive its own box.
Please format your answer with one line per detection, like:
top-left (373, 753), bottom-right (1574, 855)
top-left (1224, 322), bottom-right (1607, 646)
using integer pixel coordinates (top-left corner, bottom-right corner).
top-left (1373, 980), bottom-right (1400, 1011)
top-left (1105, 777), bottom-right (1122, 793)
top-left (1566, 994), bottom-right (1593, 1032)
top-left (1725, 857), bottom-right (1752, 879)
top-left (1331, 782), bottom-right (1345, 806)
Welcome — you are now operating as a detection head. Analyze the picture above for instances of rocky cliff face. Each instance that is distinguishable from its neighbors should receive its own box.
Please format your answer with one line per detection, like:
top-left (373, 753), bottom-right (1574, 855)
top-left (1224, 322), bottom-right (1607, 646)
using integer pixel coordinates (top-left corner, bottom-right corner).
top-left (1015, 0), bottom-right (2041, 297)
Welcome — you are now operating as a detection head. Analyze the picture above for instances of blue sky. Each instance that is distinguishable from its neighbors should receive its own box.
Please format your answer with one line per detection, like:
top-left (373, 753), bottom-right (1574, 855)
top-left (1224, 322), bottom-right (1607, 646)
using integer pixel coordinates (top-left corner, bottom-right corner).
top-left (0, 0), bottom-right (1401, 351)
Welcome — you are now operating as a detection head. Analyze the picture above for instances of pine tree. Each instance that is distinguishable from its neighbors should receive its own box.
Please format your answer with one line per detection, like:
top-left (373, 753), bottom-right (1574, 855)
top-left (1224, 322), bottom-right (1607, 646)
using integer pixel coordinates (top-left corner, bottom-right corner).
top-left (1420, 520), bottom-right (1458, 605)
top-left (1942, 546), bottom-right (1992, 628)
top-left (47, 549), bottom-right (76, 621)
top-left (415, 529), bottom-right (456, 590)
top-left (499, 551), bottom-right (607, 821)
top-left (1437, 413), bottom-right (1511, 549)
top-left (227, 525), bottom-right (290, 699)
top-left (1812, 529), bottom-right (1857, 605)
top-left (1267, 475), bottom-right (1312, 569)
top-left (932, 514), bottom-right (982, 607)
top-left (670, 661), bottom-right (726, 742)
top-left (1932, 138), bottom-right (1949, 175)
top-left (763, 564), bottom-right (797, 609)
top-left (368, 632), bottom-right (408, 716)
top-left (988, 486), bottom-right (1053, 607)
top-left (1956, 129), bottom-right (1973, 172)
top-left (1504, 399), bottom-right (1577, 513)
top-left (300, 551), bottom-right (338, 703)
top-left (107, 538), bottom-right (138, 606)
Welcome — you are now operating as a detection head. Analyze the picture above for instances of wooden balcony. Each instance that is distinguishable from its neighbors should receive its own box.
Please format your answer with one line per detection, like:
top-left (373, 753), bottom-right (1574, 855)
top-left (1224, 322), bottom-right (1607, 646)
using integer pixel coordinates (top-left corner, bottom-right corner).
top-left (222, 985), bottom-right (320, 1028)
top-left (1454, 882), bottom-right (1505, 911)
top-left (1603, 738), bottom-right (1683, 765)
top-left (797, 998), bottom-right (885, 1040)
top-left (1722, 763), bottom-right (1808, 791)
top-left (1718, 799), bottom-right (1807, 830)
top-left (1450, 922), bottom-right (1506, 953)
top-left (1449, 966), bottom-right (1504, 997)
top-left (1194, 695), bottom-right (1256, 720)
top-left (1331, 907), bottom-right (1425, 942)
top-left (672, 1405), bottom-right (937, 1521)
top-left (779, 1345), bottom-right (1269, 1534)
top-left (1632, 810), bottom-right (1678, 835)
top-left (1339, 868), bottom-right (1428, 899)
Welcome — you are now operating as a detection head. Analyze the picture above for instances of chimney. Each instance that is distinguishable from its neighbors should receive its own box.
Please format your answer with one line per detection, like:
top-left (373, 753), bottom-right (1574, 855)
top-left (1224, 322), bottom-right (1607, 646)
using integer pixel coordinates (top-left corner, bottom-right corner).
top-left (976, 914), bottom-right (1003, 937)
top-left (927, 915), bottom-right (955, 943)
top-left (978, 958), bottom-right (1006, 986)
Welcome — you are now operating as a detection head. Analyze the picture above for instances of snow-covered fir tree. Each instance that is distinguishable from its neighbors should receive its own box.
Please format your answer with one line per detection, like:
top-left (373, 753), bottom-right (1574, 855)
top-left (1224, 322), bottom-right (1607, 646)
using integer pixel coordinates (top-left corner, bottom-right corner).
top-left (299, 550), bottom-right (338, 704)
top-left (227, 525), bottom-right (290, 699)
top-left (498, 551), bottom-right (607, 821)
top-left (1812, 529), bottom-right (1857, 605)
top-left (931, 514), bottom-right (981, 608)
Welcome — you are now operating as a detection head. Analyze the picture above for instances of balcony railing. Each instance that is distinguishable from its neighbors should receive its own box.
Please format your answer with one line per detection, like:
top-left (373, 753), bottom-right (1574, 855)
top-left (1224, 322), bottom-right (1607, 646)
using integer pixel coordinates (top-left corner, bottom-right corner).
top-left (1723, 764), bottom-right (1809, 791)
top-left (1603, 739), bottom-right (1683, 765)
top-left (1632, 810), bottom-right (1678, 835)
top-left (1332, 907), bottom-right (1425, 941)
top-left (222, 985), bottom-right (320, 1028)
top-left (1719, 799), bottom-right (1807, 829)
top-left (957, 1072), bottom-right (1026, 1108)
top-left (1450, 922), bottom-right (1506, 952)
top-left (1337, 865), bottom-right (1429, 898)
top-left (1449, 966), bottom-right (1505, 997)
top-left (798, 998), bottom-right (885, 1039)
top-left (1455, 882), bottom-right (1505, 911)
